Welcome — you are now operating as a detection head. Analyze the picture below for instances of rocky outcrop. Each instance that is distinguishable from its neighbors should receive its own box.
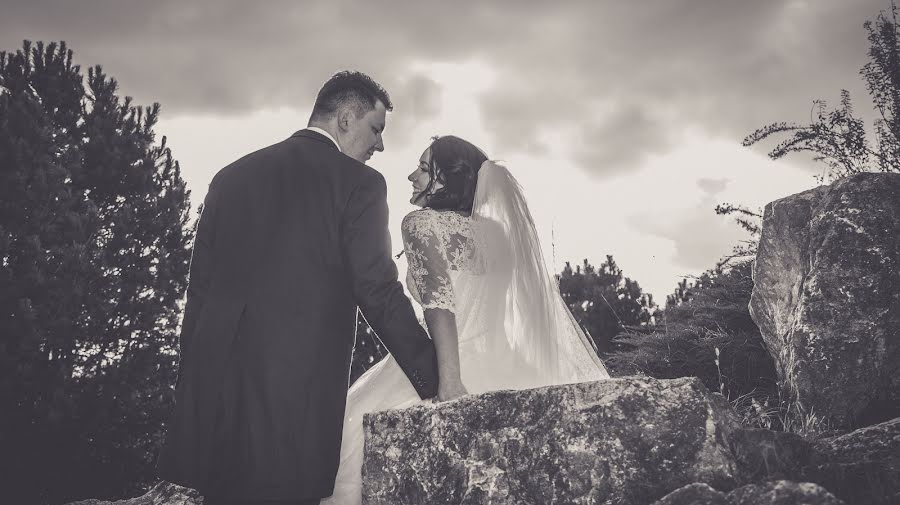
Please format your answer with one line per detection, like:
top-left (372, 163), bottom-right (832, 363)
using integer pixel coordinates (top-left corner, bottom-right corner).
top-left (804, 417), bottom-right (900, 505)
top-left (650, 481), bottom-right (845, 505)
top-left (362, 376), bottom-right (743, 505)
top-left (728, 481), bottom-right (845, 505)
top-left (648, 483), bottom-right (728, 505)
top-left (727, 428), bottom-right (812, 485)
top-left (749, 172), bottom-right (900, 428)
top-left (67, 385), bottom-right (899, 505)
top-left (361, 376), bottom-right (899, 504)
top-left (724, 417), bottom-right (899, 505)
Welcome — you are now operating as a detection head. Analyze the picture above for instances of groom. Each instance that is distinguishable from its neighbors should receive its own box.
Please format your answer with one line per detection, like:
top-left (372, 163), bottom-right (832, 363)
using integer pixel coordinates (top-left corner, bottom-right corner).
top-left (158, 71), bottom-right (439, 505)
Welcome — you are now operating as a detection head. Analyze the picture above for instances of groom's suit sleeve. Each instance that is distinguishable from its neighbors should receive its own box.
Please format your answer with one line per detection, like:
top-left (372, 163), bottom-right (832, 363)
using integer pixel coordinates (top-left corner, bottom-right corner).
top-left (177, 183), bottom-right (219, 382)
top-left (342, 172), bottom-right (439, 399)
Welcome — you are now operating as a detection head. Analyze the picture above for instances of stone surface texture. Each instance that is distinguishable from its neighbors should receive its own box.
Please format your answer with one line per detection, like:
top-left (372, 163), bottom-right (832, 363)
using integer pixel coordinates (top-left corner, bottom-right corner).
top-left (749, 172), bottom-right (900, 428)
top-left (727, 428), bottom-right (812, 485)
top-left (726, 480), bottom-right (845, 505)
top-left (66, 402), bottom-right (900, 505)
top-left (651, 480), bottom-right (845, 505)
top-left (362, 376), bottom-right (743, 505)
top-left (805, 416), bottom-right (900, 505)
top-left (648, 482), bottom-right (728, 505)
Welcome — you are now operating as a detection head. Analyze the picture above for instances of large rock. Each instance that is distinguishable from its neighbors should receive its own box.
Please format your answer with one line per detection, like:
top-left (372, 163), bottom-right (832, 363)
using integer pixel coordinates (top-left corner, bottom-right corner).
top-left (750, 172), bottom-right (900, 428)
top-left (649, 483), bottom-right (728, 505)
top-left (362, 376), bottom-right (744, 505)
top-left (804, 416), bottom-right (900, 505)
top-left (725, 417), bottom-right (900, 504)
top-left (651, 481), bottom-right (845, 505)
top-left (727, 481), bottom-right (845, 505)
top-left (65, 400), bottom-right (899, 505)
top-left (727, 428), bottom-right (812, 485)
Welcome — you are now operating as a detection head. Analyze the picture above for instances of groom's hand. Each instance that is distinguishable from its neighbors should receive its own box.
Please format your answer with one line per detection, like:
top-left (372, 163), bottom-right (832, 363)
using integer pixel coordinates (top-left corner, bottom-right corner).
top-left (437, 381), bottom-right (468, 402)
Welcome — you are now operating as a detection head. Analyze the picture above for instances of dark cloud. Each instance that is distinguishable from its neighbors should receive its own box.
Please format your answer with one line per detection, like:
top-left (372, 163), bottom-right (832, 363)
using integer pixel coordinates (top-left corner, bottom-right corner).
top-left (697, 177), bottom-right (730, 196)
top-left (473, 0), bottom-right (885, 176)
top-left (1, 0), bottom-right (890, 175)
top-left (0, 0), bottom-right (459, 115)
top-left (571, 102), bottom-right (672, 177)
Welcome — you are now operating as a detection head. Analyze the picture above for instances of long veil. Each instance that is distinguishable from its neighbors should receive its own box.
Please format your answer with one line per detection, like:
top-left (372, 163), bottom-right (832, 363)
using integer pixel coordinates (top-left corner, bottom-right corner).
top-left (471, 161), bottom-right (609, 387)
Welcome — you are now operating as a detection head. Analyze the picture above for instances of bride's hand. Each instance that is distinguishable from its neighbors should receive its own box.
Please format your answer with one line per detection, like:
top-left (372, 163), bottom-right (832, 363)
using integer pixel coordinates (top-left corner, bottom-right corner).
top-left (437, 380), bottom-right (468, 402)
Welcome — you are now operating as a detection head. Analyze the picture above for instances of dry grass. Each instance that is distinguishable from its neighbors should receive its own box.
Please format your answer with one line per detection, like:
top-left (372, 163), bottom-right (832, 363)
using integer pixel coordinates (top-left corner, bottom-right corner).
top-left (731, 389), bottom-right (832, 438)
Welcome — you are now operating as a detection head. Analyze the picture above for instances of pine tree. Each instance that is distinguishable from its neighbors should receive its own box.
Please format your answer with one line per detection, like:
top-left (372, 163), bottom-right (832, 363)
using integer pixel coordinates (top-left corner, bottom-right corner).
top-left (608, 260), bottom-right (777, 407)
top-left (0, 41), bottom-right (192, 504)
top-left (557, 256), bottom-right (654, 353)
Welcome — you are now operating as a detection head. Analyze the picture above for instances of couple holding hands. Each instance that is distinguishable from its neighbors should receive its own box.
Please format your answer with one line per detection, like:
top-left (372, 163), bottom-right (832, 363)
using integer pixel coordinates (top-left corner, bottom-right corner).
top-left (158, 70), bottom-right (608, 505)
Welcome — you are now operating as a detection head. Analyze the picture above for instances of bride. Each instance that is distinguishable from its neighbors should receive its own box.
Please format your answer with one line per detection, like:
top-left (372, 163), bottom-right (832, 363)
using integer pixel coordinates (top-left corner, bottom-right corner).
top-left (321, 135), bottom-right (609, 504)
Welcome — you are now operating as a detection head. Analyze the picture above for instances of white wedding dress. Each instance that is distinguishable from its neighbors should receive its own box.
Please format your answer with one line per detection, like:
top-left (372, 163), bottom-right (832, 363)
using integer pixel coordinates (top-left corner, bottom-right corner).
top-left (321, 162), bottom-right (609, 505)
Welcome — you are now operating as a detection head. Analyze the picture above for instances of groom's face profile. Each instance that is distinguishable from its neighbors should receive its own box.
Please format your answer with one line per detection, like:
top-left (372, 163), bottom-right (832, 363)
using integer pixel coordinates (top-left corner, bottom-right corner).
top-left (338, 99), bottom-right (387, 163)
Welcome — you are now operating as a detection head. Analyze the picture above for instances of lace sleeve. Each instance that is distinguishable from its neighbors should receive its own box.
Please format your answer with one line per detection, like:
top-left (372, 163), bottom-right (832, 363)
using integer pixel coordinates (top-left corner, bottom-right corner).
top-left (402, 211), bottom-right (455, 313)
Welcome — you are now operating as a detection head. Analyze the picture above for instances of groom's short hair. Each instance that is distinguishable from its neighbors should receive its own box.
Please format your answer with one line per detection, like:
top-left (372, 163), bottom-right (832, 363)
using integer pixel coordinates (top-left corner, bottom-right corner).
top-left (310, 71), bottom-right (393, 122)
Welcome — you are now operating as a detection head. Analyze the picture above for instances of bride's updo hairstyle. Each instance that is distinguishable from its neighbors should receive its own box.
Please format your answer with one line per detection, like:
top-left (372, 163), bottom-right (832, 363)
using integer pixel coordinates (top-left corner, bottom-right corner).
top-left (423, 135), bottom-right (488, 214)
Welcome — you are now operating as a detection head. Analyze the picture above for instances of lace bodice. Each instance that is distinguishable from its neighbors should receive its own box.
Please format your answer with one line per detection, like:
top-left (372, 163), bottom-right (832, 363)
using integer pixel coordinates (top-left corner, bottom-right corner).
top-left (401, 208), bottom-right (475, 313)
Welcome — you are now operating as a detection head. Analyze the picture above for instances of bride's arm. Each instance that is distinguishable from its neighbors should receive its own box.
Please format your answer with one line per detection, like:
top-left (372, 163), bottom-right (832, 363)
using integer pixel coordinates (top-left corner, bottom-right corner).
top-left (424, 308), bottom-right (467, 401)
top-left (402, 212), bottom-right (468, 401)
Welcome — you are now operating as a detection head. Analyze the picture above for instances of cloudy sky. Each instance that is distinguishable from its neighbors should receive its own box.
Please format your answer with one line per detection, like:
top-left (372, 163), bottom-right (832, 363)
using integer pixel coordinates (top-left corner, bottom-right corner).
top-left (1, 0), bottom-right (891, 303)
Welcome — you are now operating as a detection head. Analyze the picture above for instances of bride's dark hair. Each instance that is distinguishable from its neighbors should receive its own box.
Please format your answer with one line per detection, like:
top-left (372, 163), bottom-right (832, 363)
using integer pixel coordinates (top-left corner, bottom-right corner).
top-left (422, 135), bottom-right (488, 214)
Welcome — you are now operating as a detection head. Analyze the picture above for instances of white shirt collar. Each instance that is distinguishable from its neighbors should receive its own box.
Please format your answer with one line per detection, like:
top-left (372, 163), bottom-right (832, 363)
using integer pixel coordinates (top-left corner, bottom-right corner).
top-left (304, 127), bottom-right (341, 152)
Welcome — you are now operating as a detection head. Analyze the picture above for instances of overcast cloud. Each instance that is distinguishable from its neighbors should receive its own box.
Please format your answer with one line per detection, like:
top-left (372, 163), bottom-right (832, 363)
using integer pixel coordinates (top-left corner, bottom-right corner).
top-left (1, 0), bottom-right (889, 176)
top-left (1, 0), bottom-right (892, 299)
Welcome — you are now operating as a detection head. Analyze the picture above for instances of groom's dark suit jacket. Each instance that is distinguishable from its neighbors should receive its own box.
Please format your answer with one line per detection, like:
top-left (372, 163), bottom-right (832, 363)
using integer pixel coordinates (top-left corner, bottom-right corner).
top-left (157, 129), bottom-right (438, 501)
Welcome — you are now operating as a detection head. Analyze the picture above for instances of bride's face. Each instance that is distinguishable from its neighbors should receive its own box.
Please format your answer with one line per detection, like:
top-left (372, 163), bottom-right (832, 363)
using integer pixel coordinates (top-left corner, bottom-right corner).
top-left (408, 148), bottom-right (444, 207)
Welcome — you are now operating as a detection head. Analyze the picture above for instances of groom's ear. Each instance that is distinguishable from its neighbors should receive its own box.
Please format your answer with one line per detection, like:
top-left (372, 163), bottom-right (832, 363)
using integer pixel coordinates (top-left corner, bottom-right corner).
top-left (336, 107), bottom-right (352, 133)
